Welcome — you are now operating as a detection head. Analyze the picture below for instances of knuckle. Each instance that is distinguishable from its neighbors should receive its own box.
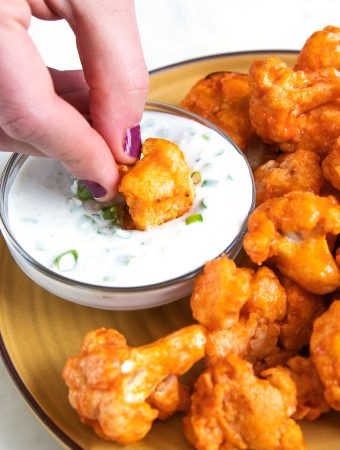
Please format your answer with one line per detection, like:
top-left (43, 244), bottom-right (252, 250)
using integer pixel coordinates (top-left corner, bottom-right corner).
top-left (1, 109), bottom-right (47, 143)
top-left (0, 0), bottom-right (30, 27)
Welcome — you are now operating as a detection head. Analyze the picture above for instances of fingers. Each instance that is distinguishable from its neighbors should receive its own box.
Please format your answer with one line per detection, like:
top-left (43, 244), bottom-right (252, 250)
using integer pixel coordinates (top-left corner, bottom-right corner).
top-left (48, 68), bottom-right (89, 113)
top-left (62, 0), bottom-right (149, 164)
top-left (0, 3), bottom-right (118, 200)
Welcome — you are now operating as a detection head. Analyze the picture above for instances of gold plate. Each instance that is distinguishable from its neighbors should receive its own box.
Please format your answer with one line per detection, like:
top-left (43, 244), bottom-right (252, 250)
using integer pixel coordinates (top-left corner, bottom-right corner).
top-left (1, 52), bottom-right (339, 450)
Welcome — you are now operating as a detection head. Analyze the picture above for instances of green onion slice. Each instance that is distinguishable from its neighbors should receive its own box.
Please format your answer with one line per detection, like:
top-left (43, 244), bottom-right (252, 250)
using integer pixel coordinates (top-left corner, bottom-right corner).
top-left (202, 179), bottom-right (219, 187)
top-left (101, 205), bottom-right (119, 220)
top-left (54, 250), bottom-right (78, 271)
top-left (200, 199), bottom-right (208, 209)
top-left (201, 133), bottom-right (210, 141)
top-left (76, 182), bottom-right (93, 200)
top-left (191, 171), bottom-right (202, 185)
top-left (186, 213), bottom-right (203, 225)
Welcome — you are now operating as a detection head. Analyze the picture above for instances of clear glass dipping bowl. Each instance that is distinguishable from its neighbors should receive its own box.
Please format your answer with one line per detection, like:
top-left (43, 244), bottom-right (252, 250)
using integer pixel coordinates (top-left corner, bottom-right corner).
top-left (0, 101), bottom-right (255, 310)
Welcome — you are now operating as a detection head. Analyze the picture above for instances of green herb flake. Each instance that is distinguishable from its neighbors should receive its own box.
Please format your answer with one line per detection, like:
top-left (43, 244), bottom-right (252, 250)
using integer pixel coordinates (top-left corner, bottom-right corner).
top-left (186, 213), bottom-right (203, 225)
top-left (120, 255), bottom-right (134, 265)
top-left (101, 205), bottom-right (118, 220)
top-left (215, 149), bottom-right (225, 156)
top-left (54, 250), bottom-right (78, 272)
top-left (202, 179), bottom-right (219, 187)
top-left (200, 199), bottom-right (208, 209)
top-left (191, 171), bottom-right (202, 185)
top-left (226, 174), bottom-right (234, 181)
top-left (201, 133), bottom-right (211, 141)
top-left (101, 205), bottom-right (121, 227)
top-left (76, 182), bottom-right (93, 200)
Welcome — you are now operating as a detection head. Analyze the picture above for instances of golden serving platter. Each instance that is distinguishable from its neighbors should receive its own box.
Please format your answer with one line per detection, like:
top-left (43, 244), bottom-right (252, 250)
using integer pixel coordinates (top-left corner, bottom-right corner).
top-left (0, 51), bottom-right (339, 450)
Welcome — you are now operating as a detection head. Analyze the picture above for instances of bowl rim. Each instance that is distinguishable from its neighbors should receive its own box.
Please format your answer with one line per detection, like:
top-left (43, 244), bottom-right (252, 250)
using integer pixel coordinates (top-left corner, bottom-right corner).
top-left (0, 103), bottom-right (255, 292)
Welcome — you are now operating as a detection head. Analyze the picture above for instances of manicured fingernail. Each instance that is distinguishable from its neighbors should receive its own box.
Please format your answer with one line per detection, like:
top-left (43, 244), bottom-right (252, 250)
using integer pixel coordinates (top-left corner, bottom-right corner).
top-left (81, 180), bottom-right (107, 199)
top-left (123, 125), bottom-right (142, 158)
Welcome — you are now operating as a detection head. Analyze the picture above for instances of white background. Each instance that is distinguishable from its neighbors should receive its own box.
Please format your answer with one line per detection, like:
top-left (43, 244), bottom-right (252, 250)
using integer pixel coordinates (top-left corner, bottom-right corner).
top-left (0, 0), bottom-right (339, 448)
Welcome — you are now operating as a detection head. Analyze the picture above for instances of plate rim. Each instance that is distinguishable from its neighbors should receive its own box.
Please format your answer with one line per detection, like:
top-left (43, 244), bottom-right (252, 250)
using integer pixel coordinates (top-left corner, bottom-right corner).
top-left (0, 49), bottom-right (299, 450)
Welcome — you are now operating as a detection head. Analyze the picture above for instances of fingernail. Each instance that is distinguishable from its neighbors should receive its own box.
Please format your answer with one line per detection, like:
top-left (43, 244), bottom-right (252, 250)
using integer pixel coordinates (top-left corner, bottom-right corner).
top-left (123, 125), bottom-right (142, 158)
top-left (81, 180), bottom-right (107, 199)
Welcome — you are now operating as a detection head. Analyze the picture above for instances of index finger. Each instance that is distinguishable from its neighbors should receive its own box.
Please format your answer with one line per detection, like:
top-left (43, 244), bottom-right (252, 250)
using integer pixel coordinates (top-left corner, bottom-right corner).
top-left (61, 0), bottom-right (149, 164)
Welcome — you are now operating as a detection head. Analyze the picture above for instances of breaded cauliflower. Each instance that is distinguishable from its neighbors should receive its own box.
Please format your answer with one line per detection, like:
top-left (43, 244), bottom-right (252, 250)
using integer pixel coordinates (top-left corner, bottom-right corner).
top-left (243, 192), bottom-right (340, 294)
top-left (191, 257), bottom-right (253, 330)
top-left (295, 26), bottom-right (340, 71)
top-left (322, 137), bottom-right (340, 190)
top-left (183, 353), bottom-right (306, 450)
top-left (254, 150), bottom-right (323, 205)
top-left (311, 300), bottom-right (340, 410)
top-left (279, 278), bottom-right (326, 351)
top-left (119, 138), bottom-right (195, 230)
top-left (248, 56), bottom-right (340, 155)
top-left (63, 326), bottom-right (206, 444)
top-left (286, 356), bottom-right (330, 420)
top-left (181, 71), bottom-right (258, 150)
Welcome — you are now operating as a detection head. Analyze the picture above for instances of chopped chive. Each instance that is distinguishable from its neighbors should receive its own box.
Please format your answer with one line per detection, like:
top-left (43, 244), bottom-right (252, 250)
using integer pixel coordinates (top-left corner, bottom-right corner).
top-left (226, 174), bottom-right (234, 181)
top-left (120, 255), bottom-right (134, 265)
top-left (101, 205), bottom-right (121, 227)
top-left (54, 250), bottom-right (78, 271)
top-left (101, 205), bottom-right (119, 220)
top-left (76, 181), bottom-right (93, 200)
top-left (201, 133), bottom-right (210, 141)
top-left (200, 199), bottom-right (208, 209)
top-left (191, 171), bottom-right (202, 185)
top-left (83, 214), bottom-right (97, 225)
top-left (186, 213), bottom-right (203, 225)
top-left (202, 179), bottom-right (219, 187)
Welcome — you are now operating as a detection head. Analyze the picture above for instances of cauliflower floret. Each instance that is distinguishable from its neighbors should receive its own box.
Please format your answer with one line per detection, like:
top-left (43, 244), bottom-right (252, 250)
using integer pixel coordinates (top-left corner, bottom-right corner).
top-left (183, 353), bottom-right (306, 450)
top-left (322, 137), bottom-right (340, 190)
top-left (254, 150), bottom-right (323, 205)
top-left (248, 56), bottom-right (340, 155)
top-left (310, 300), bottom-right (340, 410)
top-left (181, 71), bottom-right (257, 151)
top-left (243, 192), bottom-right (340, 294)
top-left (295, 26), bottom-right (340, 71)
top-left (119, 138), bottom-right (195, 230)
top-left (63, 325), bottom-right (206, 444)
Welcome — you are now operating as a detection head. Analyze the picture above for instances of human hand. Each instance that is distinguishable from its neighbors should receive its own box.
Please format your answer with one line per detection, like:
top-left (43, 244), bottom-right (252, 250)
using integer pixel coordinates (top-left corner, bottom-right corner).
top-left (0, 0), bottom-right (149, 200)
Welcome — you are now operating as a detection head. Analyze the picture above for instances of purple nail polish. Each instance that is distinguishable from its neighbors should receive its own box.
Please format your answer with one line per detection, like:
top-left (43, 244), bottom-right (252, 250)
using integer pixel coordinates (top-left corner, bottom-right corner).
top-left (81, 180), bottom-right (107, 199)
top-left (123, 125), bottom-right (142, 158)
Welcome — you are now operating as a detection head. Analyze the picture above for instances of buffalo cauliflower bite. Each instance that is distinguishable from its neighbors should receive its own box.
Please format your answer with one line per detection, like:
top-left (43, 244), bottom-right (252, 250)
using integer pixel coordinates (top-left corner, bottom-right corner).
top-left (183, 353), bottom-right (306, 450)
top-left (192, 257), bottom-right (325, 370)
top-left (146, 374), bottom-right (190, 420)
top-left (191, 257), bottom-right (253, 330)
top-left (285, 356), bottom-right (330, 420)
top-left (243, 192), bottom-right (340, 294)
top-left (248, 56), bottom-right (340, 155)
top-left (311, 300), bottom-right (340, 410)
top-left (295, 26), bottom-right (340, 71)
top-left (191, 257), bottom-right (324, 372)
top-left (119, 138), bottom-right (195, 230)
top-left (279, 278), bottom-right (326, 351)
top-left (254, 150), bottom-right (323, 205)
top-left (322, 138), bottom-right (340, 190)
top-left (63, 325), bottom-right (206, 444)
top-left (181, 71), bottom-right (258, 150)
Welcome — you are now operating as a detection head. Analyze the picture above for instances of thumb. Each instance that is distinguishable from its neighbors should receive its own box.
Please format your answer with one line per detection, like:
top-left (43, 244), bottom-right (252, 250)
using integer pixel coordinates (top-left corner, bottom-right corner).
top-left (66, 0), bottom-right (149, 164)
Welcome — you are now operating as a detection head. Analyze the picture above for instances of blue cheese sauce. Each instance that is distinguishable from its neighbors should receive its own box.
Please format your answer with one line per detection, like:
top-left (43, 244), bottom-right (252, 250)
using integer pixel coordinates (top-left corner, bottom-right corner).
top-left (8, 111), bottom-right (253, 287)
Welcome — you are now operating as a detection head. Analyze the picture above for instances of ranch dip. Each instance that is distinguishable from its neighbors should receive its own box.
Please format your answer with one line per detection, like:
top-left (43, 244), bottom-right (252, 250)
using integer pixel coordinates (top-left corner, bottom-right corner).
top-left (8, 111), bottom-right (254, 287)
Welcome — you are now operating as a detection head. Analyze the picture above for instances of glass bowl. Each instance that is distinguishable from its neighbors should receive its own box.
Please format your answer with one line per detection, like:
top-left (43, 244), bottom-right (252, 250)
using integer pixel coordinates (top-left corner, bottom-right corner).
top-left (0, 101), bottom-right (255, 310)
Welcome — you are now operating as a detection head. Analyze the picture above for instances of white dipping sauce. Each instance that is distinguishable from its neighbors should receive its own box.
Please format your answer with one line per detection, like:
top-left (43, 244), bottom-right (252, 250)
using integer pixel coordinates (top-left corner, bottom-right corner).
top-left (8, 111), bottom-right (254, 287)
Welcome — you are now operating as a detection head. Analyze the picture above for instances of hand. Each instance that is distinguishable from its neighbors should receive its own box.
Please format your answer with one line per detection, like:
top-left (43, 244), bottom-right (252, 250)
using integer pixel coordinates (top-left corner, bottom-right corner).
top-left (0, 0), bottom-right (149, 200)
